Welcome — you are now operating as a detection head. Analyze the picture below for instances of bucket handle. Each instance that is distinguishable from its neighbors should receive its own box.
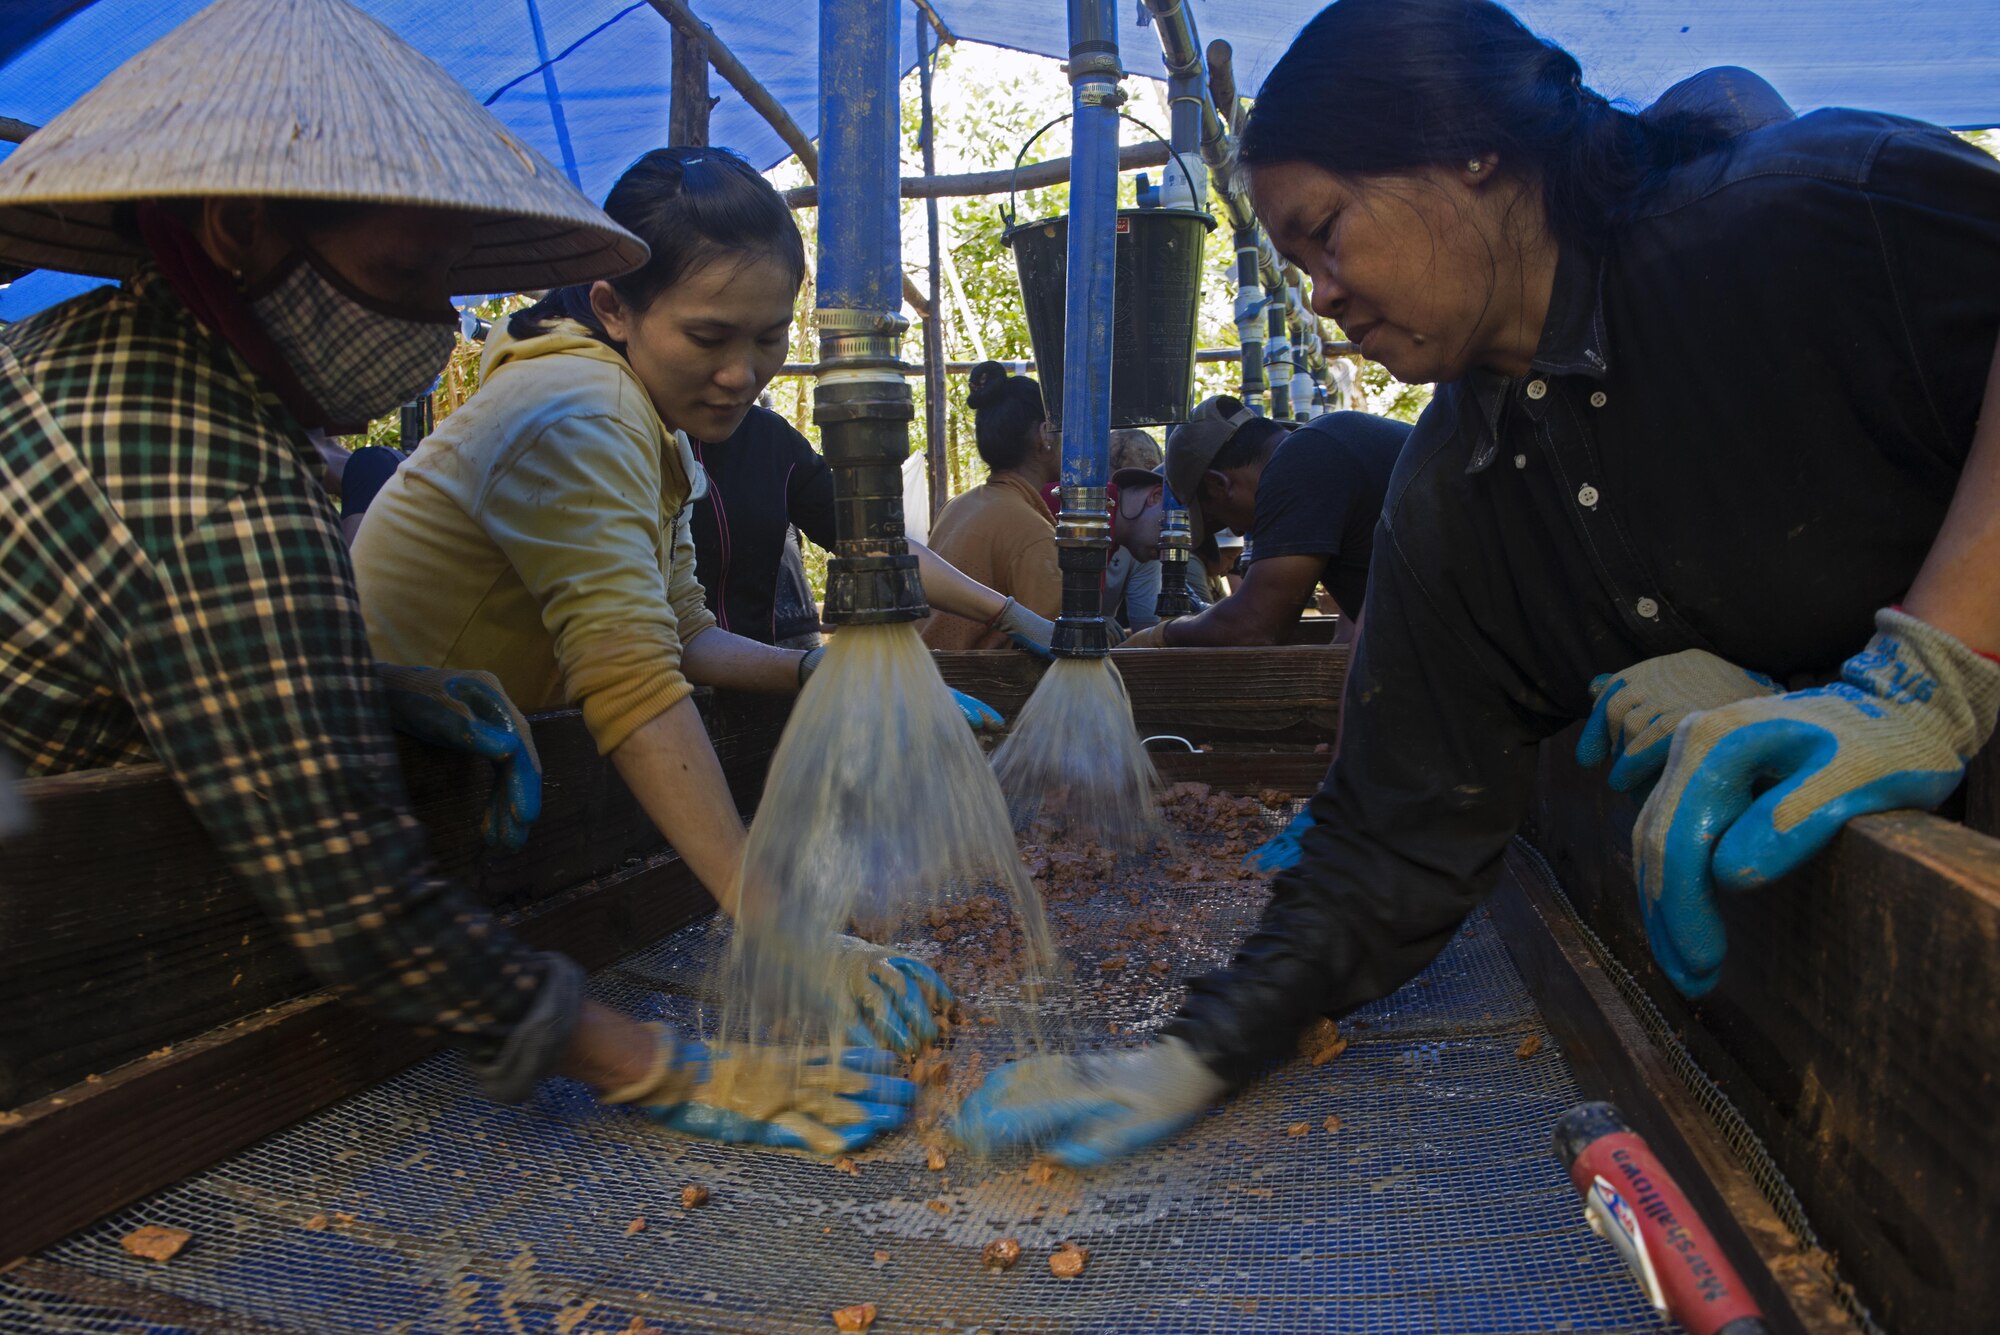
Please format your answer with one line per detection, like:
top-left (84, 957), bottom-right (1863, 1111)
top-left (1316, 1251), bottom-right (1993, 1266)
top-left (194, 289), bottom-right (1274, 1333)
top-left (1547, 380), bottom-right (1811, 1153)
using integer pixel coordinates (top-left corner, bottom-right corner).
top-left (1000, 110), bottom-right (1204, 230)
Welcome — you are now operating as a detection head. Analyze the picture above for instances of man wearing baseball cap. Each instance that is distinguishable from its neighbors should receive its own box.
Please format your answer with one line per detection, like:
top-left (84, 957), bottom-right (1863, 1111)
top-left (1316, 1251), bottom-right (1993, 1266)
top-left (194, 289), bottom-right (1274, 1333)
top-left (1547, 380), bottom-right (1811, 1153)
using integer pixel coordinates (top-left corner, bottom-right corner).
top-left (0, 0), bottom-right (912, 1151)
top-left (1116, 394), bottom-right (1409, 648)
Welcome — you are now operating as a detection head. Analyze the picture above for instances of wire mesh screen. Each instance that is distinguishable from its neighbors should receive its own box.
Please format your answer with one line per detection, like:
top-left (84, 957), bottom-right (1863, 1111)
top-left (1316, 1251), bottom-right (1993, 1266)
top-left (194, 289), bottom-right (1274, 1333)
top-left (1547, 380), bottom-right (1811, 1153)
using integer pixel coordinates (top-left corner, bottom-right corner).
top-left (2, 799), bottom-right (1673, 1334)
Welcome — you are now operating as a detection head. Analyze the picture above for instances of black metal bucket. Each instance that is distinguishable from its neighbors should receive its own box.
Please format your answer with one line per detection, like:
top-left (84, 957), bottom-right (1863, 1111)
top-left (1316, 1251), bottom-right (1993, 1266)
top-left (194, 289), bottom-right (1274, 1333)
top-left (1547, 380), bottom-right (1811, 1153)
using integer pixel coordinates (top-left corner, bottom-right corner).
top-left (1004, 206), bottom-right (1214, 429)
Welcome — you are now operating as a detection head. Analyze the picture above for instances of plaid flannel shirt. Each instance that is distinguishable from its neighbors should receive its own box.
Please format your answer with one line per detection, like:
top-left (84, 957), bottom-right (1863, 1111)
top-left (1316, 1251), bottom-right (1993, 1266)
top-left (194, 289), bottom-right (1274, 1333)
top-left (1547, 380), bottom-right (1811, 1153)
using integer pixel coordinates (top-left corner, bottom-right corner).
top-left (0, 266), bottom-right (557, 1065)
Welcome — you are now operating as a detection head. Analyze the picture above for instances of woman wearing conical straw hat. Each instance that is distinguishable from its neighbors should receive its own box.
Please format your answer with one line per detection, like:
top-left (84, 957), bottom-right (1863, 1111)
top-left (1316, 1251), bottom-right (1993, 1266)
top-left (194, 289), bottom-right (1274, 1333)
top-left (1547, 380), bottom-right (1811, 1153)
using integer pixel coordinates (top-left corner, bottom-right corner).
top-left (0, 0), bottom-right (914, 1153)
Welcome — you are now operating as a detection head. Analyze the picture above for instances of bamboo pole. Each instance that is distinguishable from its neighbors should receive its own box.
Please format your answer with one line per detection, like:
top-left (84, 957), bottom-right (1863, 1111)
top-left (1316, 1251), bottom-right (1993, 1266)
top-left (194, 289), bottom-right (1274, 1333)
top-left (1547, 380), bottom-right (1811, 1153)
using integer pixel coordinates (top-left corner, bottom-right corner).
top-left (781, 139), bottom-right (1170, 209)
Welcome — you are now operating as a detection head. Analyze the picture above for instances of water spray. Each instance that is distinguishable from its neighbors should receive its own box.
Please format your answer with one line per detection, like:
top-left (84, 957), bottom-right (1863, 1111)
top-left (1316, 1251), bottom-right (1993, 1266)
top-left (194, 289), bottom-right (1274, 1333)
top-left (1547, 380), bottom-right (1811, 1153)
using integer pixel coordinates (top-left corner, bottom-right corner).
top-left (719, 0), bottom-right (1058, 1072)
top-left (992, 0), bottom-right (1166, 851)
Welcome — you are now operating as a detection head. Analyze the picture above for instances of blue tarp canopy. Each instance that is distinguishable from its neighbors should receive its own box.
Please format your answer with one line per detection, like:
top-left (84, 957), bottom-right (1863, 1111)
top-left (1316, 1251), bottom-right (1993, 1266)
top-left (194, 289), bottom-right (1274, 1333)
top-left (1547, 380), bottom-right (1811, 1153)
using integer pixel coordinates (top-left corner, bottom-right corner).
top-left (4, 0), bottom-right (1998, 319)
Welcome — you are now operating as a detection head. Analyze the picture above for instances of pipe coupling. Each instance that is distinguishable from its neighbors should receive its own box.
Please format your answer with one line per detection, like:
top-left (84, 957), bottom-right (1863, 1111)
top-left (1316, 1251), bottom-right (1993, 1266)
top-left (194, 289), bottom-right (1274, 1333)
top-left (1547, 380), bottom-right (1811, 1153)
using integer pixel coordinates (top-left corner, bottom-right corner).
top-left (817, 306), bottom-right (910, 370)
top-left (1055, 486), bottom-right (1111, 547)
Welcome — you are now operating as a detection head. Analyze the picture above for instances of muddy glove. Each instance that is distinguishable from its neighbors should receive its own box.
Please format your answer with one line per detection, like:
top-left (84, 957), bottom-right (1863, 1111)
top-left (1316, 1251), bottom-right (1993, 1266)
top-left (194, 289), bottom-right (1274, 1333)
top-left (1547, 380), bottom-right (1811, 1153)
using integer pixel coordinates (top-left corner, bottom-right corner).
top-left (377, 664), bottom-right (541, 852)
top-left (1244, 807), bottom-right (1315, 874)
top-left (799, 648), bottom-right (1002, 733)
top-left (602, 1023), bottom-right (916, 1154)
top-left (993, 597), bottom-right (1056, 660)
top-left (1116, 619), bottom-right (1175, 650)
top-left (953, 1037), bottom-right (1225, 1167)
top-left (834, 935), bottom-right (955, 1054)
top-left (1577, 650), bottom-right (1780, 793)
top-left (1635, 608), bottom-right (2000, 997)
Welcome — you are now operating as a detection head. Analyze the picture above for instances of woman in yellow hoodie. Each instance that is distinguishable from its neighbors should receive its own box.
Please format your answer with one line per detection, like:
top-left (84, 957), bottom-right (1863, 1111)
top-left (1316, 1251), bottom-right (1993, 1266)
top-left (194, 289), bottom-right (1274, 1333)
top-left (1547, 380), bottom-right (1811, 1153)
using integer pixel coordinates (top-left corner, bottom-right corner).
top-left (353, 149), bottom-right (1040, 1070)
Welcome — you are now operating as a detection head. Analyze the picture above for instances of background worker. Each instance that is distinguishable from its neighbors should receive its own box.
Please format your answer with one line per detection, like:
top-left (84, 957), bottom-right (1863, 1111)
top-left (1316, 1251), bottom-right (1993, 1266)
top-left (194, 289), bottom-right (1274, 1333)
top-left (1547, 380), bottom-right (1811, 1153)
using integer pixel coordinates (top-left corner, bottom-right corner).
top-left (354, 148), bottom-right (1030, 1057)
top-left (1118, 397), bottom-right (1408, 648)
top-left (689, 401), bottom-right (1056, 656)
top-left (921, 362), bottom-right (1066, 650)
top-left (958, 0), bottom-right (2000, 1166)
top-left (0, 0), bottom-right (911, 1153)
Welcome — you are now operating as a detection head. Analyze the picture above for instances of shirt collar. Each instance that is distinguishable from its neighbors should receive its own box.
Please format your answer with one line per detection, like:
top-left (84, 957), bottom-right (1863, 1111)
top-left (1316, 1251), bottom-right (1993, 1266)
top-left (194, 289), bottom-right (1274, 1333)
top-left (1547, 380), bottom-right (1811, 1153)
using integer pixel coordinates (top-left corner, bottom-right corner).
top-left (1460, 243), bottom-right (1610, 474)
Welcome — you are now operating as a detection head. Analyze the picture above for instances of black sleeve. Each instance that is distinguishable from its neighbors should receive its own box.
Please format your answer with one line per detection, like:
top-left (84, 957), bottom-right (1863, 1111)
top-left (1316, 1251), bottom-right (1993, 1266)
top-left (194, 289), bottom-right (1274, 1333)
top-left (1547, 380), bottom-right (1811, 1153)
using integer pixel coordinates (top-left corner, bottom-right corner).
top-left (1247, 435), bottom-right (1353, 563)
top-left (1165, 518), bottom-right (1545, 1089)
top-left (780, 419), bottom-right (840, 551)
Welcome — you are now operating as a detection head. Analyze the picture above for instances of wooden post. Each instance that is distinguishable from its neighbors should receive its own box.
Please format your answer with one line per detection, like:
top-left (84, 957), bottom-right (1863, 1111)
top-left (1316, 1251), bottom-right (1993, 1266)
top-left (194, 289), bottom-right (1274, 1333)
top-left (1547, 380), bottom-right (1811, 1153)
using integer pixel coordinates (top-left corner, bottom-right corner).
top-left (669, 25), bottom-right (715, 147)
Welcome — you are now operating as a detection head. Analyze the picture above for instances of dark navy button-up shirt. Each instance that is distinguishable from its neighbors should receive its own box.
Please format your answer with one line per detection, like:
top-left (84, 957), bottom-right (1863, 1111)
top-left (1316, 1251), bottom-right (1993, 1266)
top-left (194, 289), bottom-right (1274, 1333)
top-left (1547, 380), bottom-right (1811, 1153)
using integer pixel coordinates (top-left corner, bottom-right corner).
top-left (1169, 105), bottom-right (2000, 1086)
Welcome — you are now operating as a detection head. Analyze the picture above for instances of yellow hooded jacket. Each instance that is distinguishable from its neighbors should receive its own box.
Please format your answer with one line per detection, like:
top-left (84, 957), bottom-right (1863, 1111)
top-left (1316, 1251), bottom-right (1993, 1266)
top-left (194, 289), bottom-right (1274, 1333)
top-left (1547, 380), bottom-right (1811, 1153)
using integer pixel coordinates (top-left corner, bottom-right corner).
top-left (353, 317), bottom-right (716, 754)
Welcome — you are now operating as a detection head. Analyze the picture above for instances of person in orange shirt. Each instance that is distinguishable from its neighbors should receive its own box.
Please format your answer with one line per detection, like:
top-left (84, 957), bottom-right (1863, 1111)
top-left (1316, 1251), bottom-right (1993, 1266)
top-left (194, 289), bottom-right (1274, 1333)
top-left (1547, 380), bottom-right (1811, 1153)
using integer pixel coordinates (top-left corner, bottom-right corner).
top-left (920, 363), bottom-right (1064, 650)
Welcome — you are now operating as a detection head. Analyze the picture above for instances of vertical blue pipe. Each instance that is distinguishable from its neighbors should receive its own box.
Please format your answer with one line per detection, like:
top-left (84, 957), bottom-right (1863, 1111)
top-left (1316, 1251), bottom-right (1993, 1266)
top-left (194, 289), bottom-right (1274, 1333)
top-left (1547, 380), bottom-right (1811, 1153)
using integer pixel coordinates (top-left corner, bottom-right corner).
top-left (816, 0), bottom-right (901, 316)
top-left (1058, 0), bottom-right (1120, 496)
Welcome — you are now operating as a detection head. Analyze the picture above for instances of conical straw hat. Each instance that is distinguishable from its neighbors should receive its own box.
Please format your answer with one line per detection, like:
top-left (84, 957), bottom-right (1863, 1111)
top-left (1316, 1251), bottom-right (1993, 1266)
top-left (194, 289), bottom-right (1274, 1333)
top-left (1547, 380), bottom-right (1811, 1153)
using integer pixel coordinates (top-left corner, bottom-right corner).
top-left (0, 0), bottom-right (647, 292)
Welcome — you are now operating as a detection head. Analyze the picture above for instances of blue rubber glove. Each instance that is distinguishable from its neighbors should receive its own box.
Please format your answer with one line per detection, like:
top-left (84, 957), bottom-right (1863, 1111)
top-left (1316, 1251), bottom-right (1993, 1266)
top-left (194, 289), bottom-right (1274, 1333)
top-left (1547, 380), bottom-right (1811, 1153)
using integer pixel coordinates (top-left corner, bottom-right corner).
top-left (993, 597), bottom-right (1056, 660)
top-left (833, 935), bottom-right (956, 1054)
top-left (377, 664), bottom-right (541, 852)
top-left (604, 1024), bottom-right (917, 1155)
top-left (950, 689), bottom-right (1005, 732)
top-left (954, 1037), bottom-right (1225, 1167)
top-left (1634, 608), bottom-right (2000, 997)
top-left (1576, 650), bottom-right (1780, 793)
top-left (1244, 807), bottom-right (1316, 873)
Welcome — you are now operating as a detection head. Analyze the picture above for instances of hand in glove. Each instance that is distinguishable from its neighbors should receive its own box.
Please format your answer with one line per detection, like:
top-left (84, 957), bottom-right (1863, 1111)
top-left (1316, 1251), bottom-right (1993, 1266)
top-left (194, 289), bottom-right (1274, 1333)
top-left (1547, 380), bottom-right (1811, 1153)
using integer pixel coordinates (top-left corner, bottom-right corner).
top-left (834, 935), bottom-right (955, 1054)
top-left (798, 648), bottom-right (1004, 734)
top-left (953, 1037), bottom-right (1224, 1167)
top-left (1635, 608), bottom-right (2000, 997)
top-left (602, 1023), bottom-right (917, 1154)
top-left (1116, 619), bottom-right (1175, 650)
top-left (992, 597), bottom-right (1056, 660)
top-left (1576, 649), bottom-right (1780, 792)
top-left (1243, 807), bottom-right (1315, 874)
top-left (377, 664), bottom-right (541, 852)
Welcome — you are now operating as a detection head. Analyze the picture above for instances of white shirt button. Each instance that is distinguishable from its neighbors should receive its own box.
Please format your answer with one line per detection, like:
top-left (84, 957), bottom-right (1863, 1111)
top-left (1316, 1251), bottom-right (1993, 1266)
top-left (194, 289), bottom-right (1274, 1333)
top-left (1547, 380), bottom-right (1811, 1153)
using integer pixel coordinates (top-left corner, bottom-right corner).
top-left (1513, 453), bottom-right (1528, 469)
top-left (1589, 391), bottom-right (1608, 408)
top-left (1635, 597), bottom-right (1660, 619)
top-left (1525, 379), bottom-right (1548, 400)
top-left (1577, 483), bottom-right (1600, 508)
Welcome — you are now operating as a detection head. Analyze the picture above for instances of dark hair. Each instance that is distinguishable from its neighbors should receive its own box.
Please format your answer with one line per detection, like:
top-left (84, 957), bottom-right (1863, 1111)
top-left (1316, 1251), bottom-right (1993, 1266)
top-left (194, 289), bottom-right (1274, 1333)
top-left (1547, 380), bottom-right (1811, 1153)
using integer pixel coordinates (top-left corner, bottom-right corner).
top-left (512, 147), bottom-right (805, 342)
top-left (1242, 0), bottom-right (1733, 250)
top-left (964, 361), bottom-right (1048, 472)
top-left (1209, 417), bottom-right (1290, 472)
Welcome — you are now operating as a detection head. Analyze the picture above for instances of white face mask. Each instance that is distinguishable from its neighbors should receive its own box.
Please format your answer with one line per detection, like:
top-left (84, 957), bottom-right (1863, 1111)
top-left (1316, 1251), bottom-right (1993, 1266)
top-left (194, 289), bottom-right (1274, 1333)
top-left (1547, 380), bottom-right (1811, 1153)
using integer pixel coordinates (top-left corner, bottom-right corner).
top-left (249, 248), bottom-right (458, 433)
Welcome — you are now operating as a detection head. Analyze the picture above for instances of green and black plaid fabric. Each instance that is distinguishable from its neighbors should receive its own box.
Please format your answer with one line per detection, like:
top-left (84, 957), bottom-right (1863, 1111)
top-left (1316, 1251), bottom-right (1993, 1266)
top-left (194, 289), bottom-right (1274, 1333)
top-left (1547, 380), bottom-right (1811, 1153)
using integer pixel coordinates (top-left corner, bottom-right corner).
top-left (0, 266), bottom-right (547, 1059)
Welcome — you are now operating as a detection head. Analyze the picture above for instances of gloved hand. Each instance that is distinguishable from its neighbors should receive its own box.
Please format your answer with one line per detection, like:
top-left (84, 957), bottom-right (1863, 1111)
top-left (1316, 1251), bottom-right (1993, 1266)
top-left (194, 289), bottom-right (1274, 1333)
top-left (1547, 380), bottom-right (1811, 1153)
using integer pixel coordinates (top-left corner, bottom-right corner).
top-left (602, 1023), bottom-right (917, 1154)
top-left (993, 597), bottom-right (1056, 660)
top-left (377, 664), bottom-right (541, 852)
top-left (1116, 619), bottom-right (1176, 650)
top-left (1635, 607), bottom-right (2000, 997)
top-left (950, 689), bottom-right (1005, 732)
top-left (1244, 806), bottom-right (1315, 874)
top-left (953, 1036), bottom-right (1225, 1167)
top-left (1577, 649), bottom-right (1780, 792)
top-left (798, 647), bottom-right (1002, 733)
top-left (834, 935), bottom-right (955, 1054)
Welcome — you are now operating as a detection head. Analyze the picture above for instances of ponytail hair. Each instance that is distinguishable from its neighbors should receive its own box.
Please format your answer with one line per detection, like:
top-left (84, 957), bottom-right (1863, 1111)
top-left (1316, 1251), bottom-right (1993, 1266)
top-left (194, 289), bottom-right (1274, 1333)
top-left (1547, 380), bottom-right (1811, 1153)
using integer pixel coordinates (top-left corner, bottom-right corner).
top-left (514, 146), bottom-right (805, 342)
top-left (1242, 0), bottom-right (1734, 250)
top-left (964, 361), bottom-right (1048, 472)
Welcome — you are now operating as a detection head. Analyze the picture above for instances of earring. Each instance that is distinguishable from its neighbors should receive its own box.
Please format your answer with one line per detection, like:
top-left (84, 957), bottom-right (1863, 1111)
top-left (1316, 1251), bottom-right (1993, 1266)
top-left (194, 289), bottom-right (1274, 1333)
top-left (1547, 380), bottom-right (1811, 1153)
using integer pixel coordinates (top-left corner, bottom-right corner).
top-left (1467, 159), bottom-right (1484, 173)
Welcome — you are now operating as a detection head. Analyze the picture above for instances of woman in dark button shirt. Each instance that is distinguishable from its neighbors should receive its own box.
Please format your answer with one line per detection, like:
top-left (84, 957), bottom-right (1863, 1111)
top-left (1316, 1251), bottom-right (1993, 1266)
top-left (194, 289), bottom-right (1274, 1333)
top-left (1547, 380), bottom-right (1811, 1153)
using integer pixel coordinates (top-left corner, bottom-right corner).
top-left (954, 0), bottom-right (2000, 1166)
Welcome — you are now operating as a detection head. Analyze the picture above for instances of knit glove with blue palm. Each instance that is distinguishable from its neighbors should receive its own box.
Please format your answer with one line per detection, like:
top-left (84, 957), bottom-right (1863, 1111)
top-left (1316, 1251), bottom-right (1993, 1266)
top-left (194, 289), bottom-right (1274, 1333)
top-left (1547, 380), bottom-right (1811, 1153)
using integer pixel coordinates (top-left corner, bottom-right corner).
top-left (1577, 649), bottom-right (1781, 793)
top-left (834, 935), bottom-right (955, 1054)
top-left (377, 664), bottom-right (541, 852)
top-left (602, 1023), bottom-right (917, 1154)
top-left (1243, 806), bottom-right (1316, 874)
top-left (1635, 608), bottom-right (2000, 997)
top-left (993, 596), bottom-right (1056, 661)
top-left (953, 1037), bottom-right (1224, 1167)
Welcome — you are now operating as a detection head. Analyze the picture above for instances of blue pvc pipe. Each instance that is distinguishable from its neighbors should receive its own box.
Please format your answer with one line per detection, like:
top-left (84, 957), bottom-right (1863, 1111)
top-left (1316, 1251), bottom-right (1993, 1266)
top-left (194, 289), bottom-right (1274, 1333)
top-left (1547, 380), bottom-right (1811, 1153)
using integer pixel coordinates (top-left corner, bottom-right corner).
top-left (1058, 0), bottom-right (1120, 493)
top-left (816, 0), bottom-right (901, 314)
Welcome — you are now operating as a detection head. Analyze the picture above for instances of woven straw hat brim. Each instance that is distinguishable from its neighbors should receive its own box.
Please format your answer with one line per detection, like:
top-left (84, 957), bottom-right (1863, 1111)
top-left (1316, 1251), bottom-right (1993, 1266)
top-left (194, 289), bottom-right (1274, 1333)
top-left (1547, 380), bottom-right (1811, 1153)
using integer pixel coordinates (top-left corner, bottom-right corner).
top-left (0, 0), bottom-right (647, 292)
